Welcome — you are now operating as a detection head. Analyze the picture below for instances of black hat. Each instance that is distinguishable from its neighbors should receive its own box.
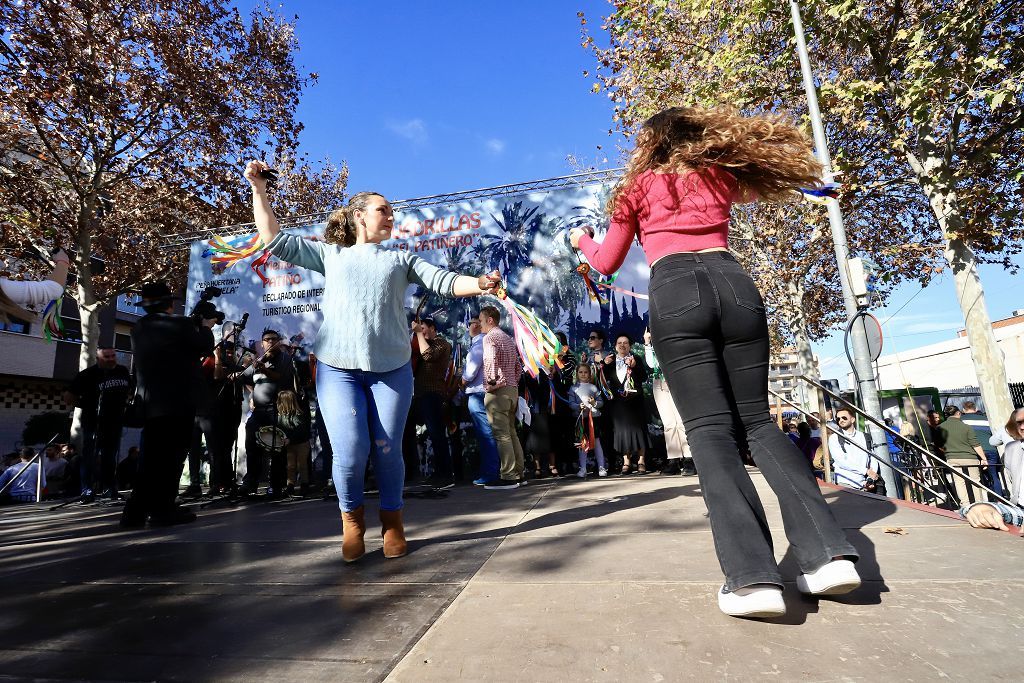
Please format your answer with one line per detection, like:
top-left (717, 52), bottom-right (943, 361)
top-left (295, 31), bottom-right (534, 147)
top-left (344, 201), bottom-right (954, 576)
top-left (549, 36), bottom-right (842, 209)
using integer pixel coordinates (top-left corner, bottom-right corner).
top-left (134, 281), bottom-right (179, 307)
top-left (193, 300), bottom-right (225, 324)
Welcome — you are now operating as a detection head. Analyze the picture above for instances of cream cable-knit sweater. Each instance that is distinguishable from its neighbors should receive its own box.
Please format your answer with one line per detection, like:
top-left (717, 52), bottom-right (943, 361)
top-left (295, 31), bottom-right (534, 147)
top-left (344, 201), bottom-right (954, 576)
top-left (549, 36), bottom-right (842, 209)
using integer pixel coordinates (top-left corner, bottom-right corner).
top-left (268, 232), bottom-right (458, 372)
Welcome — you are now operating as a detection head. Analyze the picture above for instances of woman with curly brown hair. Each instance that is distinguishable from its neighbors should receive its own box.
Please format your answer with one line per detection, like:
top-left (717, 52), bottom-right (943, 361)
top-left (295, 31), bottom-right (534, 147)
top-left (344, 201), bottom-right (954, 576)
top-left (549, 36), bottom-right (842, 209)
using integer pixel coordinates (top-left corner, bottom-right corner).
top-left (245, 160), bottom-right (499, 562)
top-left (569, 107), bottom-right (861, 618)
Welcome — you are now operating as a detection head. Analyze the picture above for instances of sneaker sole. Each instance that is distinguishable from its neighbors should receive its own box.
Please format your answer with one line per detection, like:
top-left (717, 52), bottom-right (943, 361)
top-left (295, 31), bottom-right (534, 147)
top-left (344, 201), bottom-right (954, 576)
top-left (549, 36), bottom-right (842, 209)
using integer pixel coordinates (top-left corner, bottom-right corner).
top-left (722, 605), bottom-right (787, 618)
top-left (796, 576), bottom-right (861, 596)
top-left (483, 484), bottom-right (520, 490)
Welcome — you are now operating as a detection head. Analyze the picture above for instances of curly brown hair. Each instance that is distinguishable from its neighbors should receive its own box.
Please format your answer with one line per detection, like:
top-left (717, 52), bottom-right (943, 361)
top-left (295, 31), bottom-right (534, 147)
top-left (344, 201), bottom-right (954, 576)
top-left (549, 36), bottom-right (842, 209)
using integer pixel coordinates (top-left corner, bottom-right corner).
top-left (323, 191), bottom-right (386, 246)
top-left (607, 106), bottom-right (823, 216)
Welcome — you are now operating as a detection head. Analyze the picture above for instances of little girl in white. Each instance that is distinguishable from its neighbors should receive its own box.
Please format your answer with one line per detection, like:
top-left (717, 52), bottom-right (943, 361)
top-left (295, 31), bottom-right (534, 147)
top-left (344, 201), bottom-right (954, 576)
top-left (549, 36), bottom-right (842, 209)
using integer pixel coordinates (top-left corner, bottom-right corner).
top-left (570, 364), bottom-right (607, 478)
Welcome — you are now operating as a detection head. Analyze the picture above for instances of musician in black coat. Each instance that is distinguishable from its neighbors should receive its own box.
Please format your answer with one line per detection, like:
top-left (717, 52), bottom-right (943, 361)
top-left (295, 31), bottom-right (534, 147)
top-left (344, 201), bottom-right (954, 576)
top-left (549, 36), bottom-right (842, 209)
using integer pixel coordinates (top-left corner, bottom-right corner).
top-left (121, 282), bottom-right (216, 528)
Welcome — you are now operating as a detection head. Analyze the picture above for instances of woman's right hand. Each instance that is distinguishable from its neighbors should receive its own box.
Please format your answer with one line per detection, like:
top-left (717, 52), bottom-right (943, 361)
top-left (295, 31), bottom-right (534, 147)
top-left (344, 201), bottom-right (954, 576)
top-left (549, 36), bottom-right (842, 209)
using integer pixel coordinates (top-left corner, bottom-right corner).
top-left (643, 330), bottom-right (652, 345)
top-left (244, 160), bottom-right (270, 194)
top-left (52, 248), bottom-right (70, 265)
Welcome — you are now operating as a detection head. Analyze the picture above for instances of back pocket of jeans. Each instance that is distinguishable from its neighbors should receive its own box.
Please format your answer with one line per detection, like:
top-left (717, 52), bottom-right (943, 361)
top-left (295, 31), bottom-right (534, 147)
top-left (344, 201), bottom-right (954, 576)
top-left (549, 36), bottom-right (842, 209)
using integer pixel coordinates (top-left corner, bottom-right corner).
top-left (720, 268), bottom-right (764, 312)
top-left (650, 270), bottom-right (700, 318)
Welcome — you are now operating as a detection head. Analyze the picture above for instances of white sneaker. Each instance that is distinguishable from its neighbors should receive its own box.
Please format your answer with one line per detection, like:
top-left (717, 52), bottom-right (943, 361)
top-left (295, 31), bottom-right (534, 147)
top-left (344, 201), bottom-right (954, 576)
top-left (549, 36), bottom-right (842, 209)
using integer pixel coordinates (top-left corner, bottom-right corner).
top-left (717, 584), bottom-right (786, 618)
top-left (796, 559), bottom-right (861, 596)
top-left (598, 468), bottom-right (608, 477)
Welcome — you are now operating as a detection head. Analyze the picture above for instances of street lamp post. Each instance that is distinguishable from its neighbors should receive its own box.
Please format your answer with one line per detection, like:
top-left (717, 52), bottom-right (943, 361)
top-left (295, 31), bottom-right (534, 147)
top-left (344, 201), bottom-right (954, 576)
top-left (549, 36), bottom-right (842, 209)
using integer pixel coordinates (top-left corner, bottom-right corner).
top-left (789, 0), bottom-right (898, 496)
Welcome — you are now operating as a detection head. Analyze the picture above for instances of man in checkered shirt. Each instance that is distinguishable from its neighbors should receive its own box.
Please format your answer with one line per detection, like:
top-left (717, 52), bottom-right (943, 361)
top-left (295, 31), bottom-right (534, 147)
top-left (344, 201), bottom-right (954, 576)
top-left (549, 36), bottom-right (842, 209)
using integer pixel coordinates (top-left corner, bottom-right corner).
top-left (480, 305), bottom-right (524, 489)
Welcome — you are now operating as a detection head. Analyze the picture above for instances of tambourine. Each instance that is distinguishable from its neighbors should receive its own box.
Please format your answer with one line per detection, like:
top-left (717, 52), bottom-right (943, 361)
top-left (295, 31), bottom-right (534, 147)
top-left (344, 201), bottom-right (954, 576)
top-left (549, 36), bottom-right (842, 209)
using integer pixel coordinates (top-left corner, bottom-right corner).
top-left (256, 426), bottom-right (288, 452)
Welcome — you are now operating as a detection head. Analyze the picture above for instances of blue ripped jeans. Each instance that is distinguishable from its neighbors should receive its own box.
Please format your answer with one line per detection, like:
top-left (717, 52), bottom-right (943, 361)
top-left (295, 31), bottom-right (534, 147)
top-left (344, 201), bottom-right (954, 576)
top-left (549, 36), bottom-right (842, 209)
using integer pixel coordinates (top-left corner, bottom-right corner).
top-left (316, 360), bottom-right (413, 512)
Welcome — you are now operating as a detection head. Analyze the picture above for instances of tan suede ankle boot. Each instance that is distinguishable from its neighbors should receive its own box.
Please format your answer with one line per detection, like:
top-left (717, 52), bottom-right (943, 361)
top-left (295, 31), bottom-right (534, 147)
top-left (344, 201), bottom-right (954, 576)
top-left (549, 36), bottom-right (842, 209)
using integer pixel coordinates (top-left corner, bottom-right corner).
top-left (340, 506), bottom-right (366, 562)
top-left (379, 509), bottom-right (407, 558)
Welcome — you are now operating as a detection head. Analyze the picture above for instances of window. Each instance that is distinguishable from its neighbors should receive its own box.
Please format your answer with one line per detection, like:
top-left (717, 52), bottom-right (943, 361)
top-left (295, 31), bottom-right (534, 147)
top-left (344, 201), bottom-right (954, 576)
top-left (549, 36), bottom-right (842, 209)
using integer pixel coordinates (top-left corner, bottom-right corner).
top-left (0, 317), bottom-right (29, 334)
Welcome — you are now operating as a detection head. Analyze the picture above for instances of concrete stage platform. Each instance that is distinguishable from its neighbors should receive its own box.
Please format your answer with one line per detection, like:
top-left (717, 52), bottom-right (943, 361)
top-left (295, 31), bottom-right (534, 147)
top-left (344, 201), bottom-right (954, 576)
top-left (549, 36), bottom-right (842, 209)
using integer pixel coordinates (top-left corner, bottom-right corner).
top-left (1, 472), bottom-right (1021, 682)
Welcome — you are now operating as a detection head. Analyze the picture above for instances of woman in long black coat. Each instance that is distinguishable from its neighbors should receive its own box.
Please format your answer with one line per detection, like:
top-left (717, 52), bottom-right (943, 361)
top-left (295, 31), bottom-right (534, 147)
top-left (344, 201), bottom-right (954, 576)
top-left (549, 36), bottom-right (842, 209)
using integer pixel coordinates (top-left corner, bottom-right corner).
top-left (602, 333), bottom-right (649, 474)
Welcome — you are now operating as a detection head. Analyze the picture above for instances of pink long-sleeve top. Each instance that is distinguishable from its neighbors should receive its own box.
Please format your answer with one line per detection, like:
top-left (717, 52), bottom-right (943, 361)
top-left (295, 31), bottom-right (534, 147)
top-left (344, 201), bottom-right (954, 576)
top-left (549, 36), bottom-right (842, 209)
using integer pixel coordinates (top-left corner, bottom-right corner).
top-left (578, 167), bottom-right (739, 274)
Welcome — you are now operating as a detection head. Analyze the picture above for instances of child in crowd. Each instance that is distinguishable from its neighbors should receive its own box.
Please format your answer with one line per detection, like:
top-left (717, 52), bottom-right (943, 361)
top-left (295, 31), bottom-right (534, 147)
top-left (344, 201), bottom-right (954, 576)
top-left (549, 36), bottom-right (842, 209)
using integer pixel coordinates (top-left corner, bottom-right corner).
top-left (570, 364), bottom-right (607, 478)
top-left (277, 389), bottom-right (312, 497)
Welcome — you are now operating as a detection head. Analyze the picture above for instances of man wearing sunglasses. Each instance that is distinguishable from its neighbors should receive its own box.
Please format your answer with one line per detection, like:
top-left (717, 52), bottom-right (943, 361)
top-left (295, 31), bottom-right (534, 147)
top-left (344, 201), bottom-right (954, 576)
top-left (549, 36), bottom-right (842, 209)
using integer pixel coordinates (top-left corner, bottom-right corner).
top-left (827, 408), bottom-right (880, 491)
top-left (581, 328), bottom-right (608, 368)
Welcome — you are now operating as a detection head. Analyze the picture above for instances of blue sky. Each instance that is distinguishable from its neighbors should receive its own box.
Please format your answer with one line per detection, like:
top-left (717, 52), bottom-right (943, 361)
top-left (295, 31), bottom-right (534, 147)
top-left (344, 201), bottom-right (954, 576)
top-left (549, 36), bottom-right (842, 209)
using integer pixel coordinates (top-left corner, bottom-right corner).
top-left (262, 0), bottom-right (1020, 387)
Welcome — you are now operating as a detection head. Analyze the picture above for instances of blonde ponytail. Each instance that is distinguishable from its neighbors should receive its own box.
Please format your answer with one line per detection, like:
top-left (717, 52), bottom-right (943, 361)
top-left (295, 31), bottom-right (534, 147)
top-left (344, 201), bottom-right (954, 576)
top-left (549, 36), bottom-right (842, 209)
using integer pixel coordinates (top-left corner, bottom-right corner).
top-left (323, 191), bottom-right (385, 247)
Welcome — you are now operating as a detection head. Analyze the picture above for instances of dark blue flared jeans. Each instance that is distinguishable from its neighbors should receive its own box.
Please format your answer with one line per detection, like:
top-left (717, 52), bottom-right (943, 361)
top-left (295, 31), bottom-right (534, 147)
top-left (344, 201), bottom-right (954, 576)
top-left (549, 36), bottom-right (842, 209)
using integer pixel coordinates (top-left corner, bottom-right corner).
top-left (648, 251), bottom-right (857, 590)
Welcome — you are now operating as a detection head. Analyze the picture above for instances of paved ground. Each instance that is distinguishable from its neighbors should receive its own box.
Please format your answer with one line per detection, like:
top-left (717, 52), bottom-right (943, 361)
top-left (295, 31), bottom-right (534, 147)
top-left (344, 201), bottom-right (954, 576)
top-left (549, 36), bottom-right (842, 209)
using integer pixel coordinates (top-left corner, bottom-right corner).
top-left (1, 471), bottom-right (1022, 682)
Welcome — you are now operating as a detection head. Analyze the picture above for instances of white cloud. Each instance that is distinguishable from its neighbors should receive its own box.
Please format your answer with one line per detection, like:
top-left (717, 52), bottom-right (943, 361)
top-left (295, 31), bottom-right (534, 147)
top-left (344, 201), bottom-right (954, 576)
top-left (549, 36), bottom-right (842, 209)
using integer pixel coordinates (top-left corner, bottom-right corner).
top-left (484, 138), bottom-right (506, 155)
top-left (385, 118), bottom-right (428, 145)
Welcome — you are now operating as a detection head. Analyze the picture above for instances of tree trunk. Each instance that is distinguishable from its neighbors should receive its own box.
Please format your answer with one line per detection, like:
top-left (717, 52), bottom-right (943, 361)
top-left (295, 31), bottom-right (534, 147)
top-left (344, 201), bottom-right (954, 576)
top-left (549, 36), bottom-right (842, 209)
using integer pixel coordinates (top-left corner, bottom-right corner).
top-left (784, 278), bottom-right (820, 414)
top-left (943, 234), bottom-right (1013, 421)
top-left (69, 217), bottom-right (98, 451)
top-left (924, 183), bottom-right (1013, 423)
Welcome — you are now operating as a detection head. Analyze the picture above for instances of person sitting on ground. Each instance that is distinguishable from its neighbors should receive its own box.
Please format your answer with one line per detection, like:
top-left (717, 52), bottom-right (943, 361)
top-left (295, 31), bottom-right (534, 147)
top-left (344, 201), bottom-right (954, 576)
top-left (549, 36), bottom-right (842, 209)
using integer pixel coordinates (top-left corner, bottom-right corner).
top-left (959, 408), bottom-right (1024, 532)
top-left (0, 448), bottom-right (44, 503)
top-left (569, 364), bottom-right (607, 478)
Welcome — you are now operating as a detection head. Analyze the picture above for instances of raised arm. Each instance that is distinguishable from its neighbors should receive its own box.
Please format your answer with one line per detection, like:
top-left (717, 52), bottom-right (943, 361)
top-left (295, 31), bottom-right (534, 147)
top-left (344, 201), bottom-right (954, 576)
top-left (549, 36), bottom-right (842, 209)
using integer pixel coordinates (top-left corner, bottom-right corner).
top-left (47, 249), bottom-right (70, 287)
top-left (244, 160), bottom-right (280, 247)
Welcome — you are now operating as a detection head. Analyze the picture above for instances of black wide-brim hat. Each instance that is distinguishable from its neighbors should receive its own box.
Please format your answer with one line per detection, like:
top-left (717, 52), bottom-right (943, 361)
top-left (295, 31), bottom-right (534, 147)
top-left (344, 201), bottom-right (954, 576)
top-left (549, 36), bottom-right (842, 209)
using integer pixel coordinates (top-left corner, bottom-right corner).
top-left (133, 281), bottom-right (181, 307)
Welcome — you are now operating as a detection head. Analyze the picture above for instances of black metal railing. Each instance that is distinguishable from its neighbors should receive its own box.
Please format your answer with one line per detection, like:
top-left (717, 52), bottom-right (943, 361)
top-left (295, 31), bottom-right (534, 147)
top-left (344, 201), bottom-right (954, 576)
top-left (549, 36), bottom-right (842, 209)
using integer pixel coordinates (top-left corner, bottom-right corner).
top-left (796, 376), bottom-right (1013, 511)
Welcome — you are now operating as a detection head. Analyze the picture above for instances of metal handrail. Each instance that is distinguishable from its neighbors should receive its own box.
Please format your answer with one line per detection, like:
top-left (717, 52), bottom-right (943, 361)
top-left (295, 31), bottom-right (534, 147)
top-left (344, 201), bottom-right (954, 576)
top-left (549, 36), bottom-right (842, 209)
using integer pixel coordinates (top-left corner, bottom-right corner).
top-left (798, 375), bottom-right (1014, 508)
top-left (767, 387), bottom-right (949, 503)
top-left (0, 452), bottom-right (43, 502)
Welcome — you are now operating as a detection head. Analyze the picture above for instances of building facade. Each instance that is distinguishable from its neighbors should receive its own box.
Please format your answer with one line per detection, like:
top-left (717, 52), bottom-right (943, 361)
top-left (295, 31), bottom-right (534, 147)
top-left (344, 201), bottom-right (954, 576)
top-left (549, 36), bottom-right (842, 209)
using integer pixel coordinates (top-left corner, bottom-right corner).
top-left (852, 313), bottom-right (1024, 395)
top-left (769, 346), bottom-right (820, 416)
top-left (0, 294), bottom-right (143, 453)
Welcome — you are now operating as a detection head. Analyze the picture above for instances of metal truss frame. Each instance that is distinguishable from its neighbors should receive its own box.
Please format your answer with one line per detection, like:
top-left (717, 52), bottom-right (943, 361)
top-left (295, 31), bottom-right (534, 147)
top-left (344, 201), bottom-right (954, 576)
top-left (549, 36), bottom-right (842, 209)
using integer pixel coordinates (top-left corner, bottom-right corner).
top-left (162, 167), bottom-right (624, 249)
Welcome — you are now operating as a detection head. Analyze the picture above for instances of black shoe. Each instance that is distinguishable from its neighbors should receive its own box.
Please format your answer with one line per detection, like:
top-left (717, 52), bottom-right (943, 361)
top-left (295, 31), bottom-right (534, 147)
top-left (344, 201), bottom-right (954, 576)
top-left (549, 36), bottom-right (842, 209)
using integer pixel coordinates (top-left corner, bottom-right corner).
top-left (681, 460), bottom-right (698, 477)
top-left (237, 485), bottom-right (255, 498)
top-left (299, 483), bottom-right (310, 497)
top-left (483, 478), bottom-right (520, 490)
top-left (660, 460), bottom-right (682, 475)
top-left (119, 513), bottom-right (147, 529)
top-left (149, 506), bottom-right (197, 527)
top-left (518, 477), bottom-right (529, 486)
top-left (183, 484), bottom-right (202, 497)
top-left (284, 484), bottom-right (295, 497)
top-left (80, 493), bottom-right (95, 504)
top-left (427, 476), bottom-right (455, 490)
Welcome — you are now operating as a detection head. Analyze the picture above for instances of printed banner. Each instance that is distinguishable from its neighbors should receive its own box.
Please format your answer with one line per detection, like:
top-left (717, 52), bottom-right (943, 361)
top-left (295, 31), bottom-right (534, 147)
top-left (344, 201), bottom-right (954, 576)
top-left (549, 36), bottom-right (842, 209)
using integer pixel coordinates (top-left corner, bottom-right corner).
top-left (185, 182), bottom-right (652, 356)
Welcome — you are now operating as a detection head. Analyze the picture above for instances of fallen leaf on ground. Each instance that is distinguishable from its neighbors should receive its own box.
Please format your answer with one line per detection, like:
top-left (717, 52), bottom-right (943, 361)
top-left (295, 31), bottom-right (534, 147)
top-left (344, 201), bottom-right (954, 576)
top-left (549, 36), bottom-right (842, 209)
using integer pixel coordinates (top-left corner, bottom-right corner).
top-left (884, 527), bottom-right (907, 535)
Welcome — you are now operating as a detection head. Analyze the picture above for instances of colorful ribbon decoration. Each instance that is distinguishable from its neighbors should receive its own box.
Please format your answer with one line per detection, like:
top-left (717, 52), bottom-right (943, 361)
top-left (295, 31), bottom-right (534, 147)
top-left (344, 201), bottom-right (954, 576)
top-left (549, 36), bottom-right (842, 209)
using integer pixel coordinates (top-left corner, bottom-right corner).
top-left (203, 233), bottom-right (271, 284)
top-left (41, 296), bottom-right (65, 342)
top-left (204, 233), bottom-right (264, 266)
top-left (801, 182), bottom-right (842, 204)
top-left (575, 262), bottom-right (649, 302)
top-left (575, 409), bottom-right (596, 452)
top-left (491, 283), bottom-right (564, 379)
